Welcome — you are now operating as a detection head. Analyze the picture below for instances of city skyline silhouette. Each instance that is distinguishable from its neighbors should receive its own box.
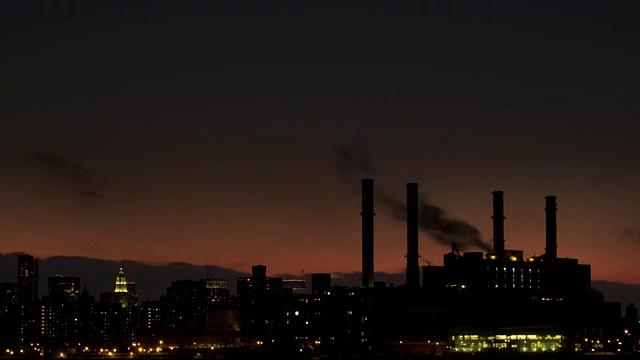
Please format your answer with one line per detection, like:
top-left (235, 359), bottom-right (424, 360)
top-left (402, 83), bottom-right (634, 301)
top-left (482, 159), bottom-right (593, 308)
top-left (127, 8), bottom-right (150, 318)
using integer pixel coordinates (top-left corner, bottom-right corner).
top-left (2, 1), bottom-right (640, 284)
top-left (1, 4), bottom-right (640, 357)
top-left (1, 178), bottom-right (637, 357)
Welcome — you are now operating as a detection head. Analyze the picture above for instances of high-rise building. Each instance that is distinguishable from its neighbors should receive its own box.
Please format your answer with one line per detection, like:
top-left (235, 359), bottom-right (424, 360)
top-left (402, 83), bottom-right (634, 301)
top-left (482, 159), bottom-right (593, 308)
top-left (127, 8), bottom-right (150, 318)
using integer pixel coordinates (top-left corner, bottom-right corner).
top-left (126, 281), bottom-right (138, 307)
top-left (115, 268), bottom-right (128, 293)
top-left (282, 279), bottom-right (306, 295)
top-left (113, 268), bottom-right (136, 307)
top-left (17, 254), bottom-right (38, 304)
top-left (203, 278), bottom-right (231, 303)
top-left (237, 265), bottom-right (283, 297)
top-left (311, 273), bottom-right (331, 295)
top-left (48, 275), bottom-right (80, 304)
top-left (205, 278), bottom-right (228, 290)
top-left (0, 282), bottom-right (19, 309)
top-left (166, 280), bottom-right (208, 307)
top-left (252, 265), bottom-right (267, 290)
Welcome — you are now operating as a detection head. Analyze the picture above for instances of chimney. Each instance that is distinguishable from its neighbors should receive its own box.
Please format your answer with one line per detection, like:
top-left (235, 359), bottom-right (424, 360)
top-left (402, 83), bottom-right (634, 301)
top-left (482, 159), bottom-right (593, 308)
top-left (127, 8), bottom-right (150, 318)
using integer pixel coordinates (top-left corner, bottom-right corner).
top-left (406, 183), bottom-right (420, 288)
top-left (492, 191), bottom-right (505, 256)
top-left (361, 178), bottom-right (375, 288)
top-left (545, 196), bottom-right (557, 260)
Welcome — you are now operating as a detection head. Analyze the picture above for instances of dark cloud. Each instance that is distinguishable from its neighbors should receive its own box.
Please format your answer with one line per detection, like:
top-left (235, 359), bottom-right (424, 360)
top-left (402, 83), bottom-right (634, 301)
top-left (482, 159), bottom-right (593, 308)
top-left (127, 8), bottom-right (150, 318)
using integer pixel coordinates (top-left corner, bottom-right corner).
top-left (29, 152), bottom-right (100, 198)
top-left (81, 191), bottom-right (100, 198)
top-left (624, 228), bottom-right (640, 244)
top-left (336, 147), bottom-right (490, 251)
top-left (31, 152), bottom-right (92, 180)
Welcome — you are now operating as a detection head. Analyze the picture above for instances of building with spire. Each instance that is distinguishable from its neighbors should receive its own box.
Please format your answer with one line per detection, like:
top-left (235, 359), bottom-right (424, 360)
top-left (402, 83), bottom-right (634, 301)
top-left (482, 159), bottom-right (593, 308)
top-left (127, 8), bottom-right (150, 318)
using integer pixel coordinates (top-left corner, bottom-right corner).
top-left (115, 268), bottom-right (127, 293)
top-left (113, 268), bottom-right (137, 307)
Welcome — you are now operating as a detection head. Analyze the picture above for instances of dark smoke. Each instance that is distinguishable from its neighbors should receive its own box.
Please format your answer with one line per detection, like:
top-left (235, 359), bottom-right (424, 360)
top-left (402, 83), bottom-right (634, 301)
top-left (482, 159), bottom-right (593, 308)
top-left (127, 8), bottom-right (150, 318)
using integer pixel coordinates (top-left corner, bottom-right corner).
top-left (336, 147), bottom-right (376, 193)
top-left (336, 147), bottom-right (490, 252)
top-left (378, 194), bottom-right (490, 252)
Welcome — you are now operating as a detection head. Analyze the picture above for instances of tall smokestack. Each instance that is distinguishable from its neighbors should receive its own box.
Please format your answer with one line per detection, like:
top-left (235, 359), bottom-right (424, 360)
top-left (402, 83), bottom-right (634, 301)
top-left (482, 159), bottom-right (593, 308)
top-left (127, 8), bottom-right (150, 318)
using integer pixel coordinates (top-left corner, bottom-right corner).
top-left (492, 191), bottom-right (505, 256)
top-left (361, 178), bottom-right (375, 288)
top-left (406, 183), bottom-right (419, 288)
top-left (545, 196), bottom-right (557, 260)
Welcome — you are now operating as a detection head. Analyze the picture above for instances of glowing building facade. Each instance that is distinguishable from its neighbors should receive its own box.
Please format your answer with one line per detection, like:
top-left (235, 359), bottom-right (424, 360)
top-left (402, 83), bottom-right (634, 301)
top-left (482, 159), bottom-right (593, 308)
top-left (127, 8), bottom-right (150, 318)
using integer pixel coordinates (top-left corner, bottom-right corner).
top-left (113, 268), bottom-right (137, 307)
top-left (115, 268), bottom-right (128, 293)
top-left (450, 330), bottom-right (564, 352)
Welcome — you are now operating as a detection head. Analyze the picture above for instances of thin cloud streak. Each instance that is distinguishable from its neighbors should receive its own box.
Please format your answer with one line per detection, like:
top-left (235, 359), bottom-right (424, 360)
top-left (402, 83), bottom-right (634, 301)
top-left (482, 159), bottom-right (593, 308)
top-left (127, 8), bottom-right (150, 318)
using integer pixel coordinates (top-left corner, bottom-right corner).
top-left (29, 151), bottom-right (101, 198)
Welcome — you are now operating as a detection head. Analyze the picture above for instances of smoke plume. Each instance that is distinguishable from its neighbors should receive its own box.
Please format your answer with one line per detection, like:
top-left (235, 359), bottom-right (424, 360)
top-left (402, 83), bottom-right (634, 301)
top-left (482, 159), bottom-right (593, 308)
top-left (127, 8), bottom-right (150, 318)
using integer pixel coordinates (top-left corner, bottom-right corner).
top-left (336, 147), bottom-right (490, 251)
top-left (336, 147), bottom-right (375, 194)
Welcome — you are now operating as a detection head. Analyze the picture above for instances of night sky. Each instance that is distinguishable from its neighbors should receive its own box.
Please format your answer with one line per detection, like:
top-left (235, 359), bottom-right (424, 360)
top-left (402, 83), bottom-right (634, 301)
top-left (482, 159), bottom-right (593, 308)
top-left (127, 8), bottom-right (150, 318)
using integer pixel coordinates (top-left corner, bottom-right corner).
top-left (1, 1), bottom-right (640, 284)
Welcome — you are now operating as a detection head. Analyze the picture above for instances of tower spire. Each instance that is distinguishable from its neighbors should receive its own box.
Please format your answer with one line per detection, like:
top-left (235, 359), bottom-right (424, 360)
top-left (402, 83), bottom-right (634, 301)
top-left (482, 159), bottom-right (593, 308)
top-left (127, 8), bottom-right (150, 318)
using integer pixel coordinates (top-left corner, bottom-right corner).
top-left (115, 267), bottom-right (128, 293)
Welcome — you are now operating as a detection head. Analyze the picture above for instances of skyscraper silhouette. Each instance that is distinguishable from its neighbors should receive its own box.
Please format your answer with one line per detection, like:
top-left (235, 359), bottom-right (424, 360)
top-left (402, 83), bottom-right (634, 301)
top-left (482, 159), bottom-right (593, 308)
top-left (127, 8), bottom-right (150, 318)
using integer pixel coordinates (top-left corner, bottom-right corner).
top-left (17, 254), bottom-right (38, 304)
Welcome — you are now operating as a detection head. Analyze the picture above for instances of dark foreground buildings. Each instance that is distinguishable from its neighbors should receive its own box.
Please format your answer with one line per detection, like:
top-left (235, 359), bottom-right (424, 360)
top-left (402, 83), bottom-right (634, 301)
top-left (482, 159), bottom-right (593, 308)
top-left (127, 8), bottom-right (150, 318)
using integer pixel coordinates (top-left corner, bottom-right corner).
top-left (232, 181), bottom-right (626, 355)
top-left (0, 180), bottom-right (635, 357)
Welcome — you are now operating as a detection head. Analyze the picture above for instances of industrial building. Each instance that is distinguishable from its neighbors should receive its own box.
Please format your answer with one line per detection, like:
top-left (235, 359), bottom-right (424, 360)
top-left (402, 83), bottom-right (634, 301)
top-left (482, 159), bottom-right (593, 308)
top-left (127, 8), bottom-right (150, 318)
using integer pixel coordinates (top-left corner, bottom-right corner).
top-left (358, 178), bottom-right (621, 354)
top-left (423, 192), bottom-right (590, 299)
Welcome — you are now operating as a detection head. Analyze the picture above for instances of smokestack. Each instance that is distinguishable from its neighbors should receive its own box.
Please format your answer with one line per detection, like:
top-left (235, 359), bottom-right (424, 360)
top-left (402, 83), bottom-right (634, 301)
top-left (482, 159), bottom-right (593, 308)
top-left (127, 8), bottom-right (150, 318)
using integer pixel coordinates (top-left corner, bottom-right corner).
top-left (361, 178), bottom-right (375, 288)
top-left (545, 196), bottom-right (557, 260)
top-left (406, 183), bottom-right (420, 288)
top-left (492, 191), bottom-right (505, 256)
